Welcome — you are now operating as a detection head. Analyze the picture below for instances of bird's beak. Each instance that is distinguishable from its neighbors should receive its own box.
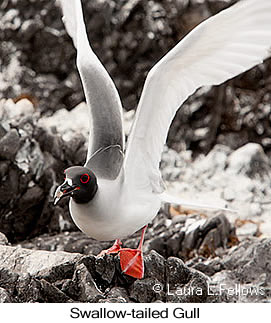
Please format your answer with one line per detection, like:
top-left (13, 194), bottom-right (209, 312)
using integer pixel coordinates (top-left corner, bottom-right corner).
top-left (53, 181), bottom-right (79, 205)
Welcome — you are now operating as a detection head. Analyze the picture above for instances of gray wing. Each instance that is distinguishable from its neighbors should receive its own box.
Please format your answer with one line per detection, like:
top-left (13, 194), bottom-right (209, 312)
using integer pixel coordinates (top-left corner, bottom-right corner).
top-left (59, 0), bottom-right (124, 180)
top-left (86, 145), bottom-right (124, 180)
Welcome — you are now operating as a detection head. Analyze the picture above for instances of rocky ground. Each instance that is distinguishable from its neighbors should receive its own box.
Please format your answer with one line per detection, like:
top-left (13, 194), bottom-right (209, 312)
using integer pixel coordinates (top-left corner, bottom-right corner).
top-left (1, 98), bottom-right (271, 303)
top-left (0, 0), bottom-right (271, 303)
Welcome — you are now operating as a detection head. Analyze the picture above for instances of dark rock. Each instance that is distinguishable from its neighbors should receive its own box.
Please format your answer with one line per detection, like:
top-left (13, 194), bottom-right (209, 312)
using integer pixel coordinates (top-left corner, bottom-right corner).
top-left (95, 255), bottom-right (116, 285)
top-left (63, 263), bottom-right (103, 302)
top-left (129, 278), bottom-right (165, 303)
top-left (0, 129), bottom-right (20, 160)
top-left (144, 213), bottom-right (235, 260)
top-left (0, 99), bottom-right (88, 242)
top-left (1, 237), bottom-right (271, 302)
top-left (207, 269), bottom-right (270, 303)
top-left (15, 274), bottom-right (72, 303)
top-left (166, 257), bottom-right (191, 287)
top-left (189, 257), bottom-right (225, 277)
top-left (0, 243), bottom-right (214, 303)
top-left (0, 287), bottom-right (14, 303)
top-left (16, 275), bottom-right (46, 302)
top-left (166, 231), bottom-right (185, 257)
top-left (144, 250), bottom-right (166, 282)
top-left (166, 269), bottom-right (208, 303)
top-left (186, 238), bottom-right (271, 302)
top-left (0, 245), bottom-right (82, 281)
top-left (0, 124), bottom-right (7, 139)
top-left (180, 214), bottom-right (234, 258)
top-left (0, 245), bottom-right (84, 302)
top-left (16, 185), bottom-right (44, 211)
top-left (103, 286), bottom-right (130, 303)
top-left (222, 238), bottom-right (271, 283)
top-left (145, 236), bottom-right (167, 257)
top-left (39, 279), bottom-right (72, 302)
top-left (197, 215), bottom-right (233, 257)
top-left (0, 268), bottom-right (19, 296)
top-left (0, 161), bottom-right (9, 178)
top-left (0, 163), bottom-right (20, 208)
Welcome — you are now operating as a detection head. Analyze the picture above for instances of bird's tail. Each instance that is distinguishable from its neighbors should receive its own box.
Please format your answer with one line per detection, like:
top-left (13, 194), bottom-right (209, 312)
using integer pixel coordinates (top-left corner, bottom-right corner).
top-left (160, 192), bottom-right (237, 213)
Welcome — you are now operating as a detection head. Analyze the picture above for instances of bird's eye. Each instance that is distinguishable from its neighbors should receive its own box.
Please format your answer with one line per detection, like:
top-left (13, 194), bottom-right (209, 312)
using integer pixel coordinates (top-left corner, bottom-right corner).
top-left (80, 173), bottom-right (90, 184)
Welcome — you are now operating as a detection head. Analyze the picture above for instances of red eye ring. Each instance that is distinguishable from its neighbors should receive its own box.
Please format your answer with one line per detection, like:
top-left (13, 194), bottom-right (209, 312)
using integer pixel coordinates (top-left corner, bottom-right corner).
top-left (80, 173), bottom-right (90, 184)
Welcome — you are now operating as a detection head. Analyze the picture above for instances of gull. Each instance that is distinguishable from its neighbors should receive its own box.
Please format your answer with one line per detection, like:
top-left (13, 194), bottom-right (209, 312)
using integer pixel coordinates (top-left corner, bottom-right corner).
top-left (54, 0), bottom-right (271, 279)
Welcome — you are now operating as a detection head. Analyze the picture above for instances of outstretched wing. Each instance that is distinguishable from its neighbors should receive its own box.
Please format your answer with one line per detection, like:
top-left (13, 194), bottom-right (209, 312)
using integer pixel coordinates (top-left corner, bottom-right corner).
top-left (58, 0), bottom-right (124, 180)
top-left (124, 0), bottom-right (271, 192)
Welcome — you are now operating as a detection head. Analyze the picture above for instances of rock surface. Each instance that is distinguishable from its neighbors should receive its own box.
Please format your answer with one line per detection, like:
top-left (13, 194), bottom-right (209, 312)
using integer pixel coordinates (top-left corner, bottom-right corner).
top-left (162, 143), bottom-right (271, 238)
top-left (0, 98), bottom-right (82, 242)
top-left (1, 235), bottom-right (271, 303)
top-left (0, 243), bottom-right (208, 303)
top-left (189, 238), bottom-right (271, 302)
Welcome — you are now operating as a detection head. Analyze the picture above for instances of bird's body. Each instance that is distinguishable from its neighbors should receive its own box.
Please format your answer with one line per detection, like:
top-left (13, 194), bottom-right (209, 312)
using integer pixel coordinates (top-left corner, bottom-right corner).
top-left (54, 0), bottom-right (271, 278)
top-left (69, 173), bottom-right (161, 240)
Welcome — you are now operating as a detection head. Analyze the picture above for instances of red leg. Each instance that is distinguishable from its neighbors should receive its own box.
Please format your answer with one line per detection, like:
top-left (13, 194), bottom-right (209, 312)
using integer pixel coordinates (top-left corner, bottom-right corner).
top-left (97, 239), bottom-right (122, 257)
top-left (119, 225), bottom-right (147, 279)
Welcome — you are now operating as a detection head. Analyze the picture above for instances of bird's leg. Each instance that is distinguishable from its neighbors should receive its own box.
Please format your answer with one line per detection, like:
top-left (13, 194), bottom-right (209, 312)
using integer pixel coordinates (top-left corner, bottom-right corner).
top-left (118, 225), bottom-right (147, 279)
top-left (97, 239), bottom-right (122, 257)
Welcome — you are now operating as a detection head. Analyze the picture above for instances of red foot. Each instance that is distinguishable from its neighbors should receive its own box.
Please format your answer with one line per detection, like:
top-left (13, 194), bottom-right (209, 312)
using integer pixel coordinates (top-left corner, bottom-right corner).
top-left (97, 239), bottom-right (122, 257)
top-left (97, 226), bottom-right (147, 279)
top-left (119, 248), bottom-right (144, 279)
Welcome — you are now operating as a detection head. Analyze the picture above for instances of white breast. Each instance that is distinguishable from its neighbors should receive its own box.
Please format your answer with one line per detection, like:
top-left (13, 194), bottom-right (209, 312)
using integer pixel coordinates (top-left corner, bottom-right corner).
top-left (69, 177), bottom-right (161, 241)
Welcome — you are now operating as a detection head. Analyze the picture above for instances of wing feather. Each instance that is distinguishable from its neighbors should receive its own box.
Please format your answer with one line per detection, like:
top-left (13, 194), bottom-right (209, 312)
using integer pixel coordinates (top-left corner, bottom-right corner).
top-left (58, 0), bottom-right (124, 180)
top-left (124, 0), bottom-right (271, 192)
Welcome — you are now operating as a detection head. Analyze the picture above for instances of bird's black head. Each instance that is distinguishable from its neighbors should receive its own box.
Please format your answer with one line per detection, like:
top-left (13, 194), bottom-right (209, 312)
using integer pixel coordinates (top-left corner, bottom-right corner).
top-left (54, 166), bottom-right (98, 205)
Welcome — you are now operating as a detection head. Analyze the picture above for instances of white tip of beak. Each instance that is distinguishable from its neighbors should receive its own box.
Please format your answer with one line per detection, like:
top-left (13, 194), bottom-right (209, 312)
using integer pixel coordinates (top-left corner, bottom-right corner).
top-left (54, 197), bottom-right (60, 205)
top-left (53, 187), bottom-right (64, 205)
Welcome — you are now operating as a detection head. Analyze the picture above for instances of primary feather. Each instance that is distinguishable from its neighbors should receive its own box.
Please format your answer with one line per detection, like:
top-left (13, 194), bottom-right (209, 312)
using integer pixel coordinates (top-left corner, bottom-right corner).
top-left (58, 0), bottom-right (124, 180)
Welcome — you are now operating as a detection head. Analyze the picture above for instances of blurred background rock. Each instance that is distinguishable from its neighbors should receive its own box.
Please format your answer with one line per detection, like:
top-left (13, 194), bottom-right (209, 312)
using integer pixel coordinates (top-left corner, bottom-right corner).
top-left (1, 0), bottom-right (271, 154)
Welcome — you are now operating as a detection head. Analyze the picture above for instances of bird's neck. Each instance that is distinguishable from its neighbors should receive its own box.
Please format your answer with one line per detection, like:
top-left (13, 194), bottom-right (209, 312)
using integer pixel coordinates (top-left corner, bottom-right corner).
top-left (72, 183), bottom-right (98, 204)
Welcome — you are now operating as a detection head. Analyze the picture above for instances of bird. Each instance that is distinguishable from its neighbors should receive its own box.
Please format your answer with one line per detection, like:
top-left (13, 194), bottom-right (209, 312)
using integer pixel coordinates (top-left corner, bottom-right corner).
top-left (54, 0), bottom-right (271, 279)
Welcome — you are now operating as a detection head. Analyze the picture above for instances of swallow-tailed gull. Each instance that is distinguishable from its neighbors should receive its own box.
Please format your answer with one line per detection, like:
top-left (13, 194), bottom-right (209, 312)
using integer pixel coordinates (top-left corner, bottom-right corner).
top-left (54, 0), bottom-right (271, 279)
